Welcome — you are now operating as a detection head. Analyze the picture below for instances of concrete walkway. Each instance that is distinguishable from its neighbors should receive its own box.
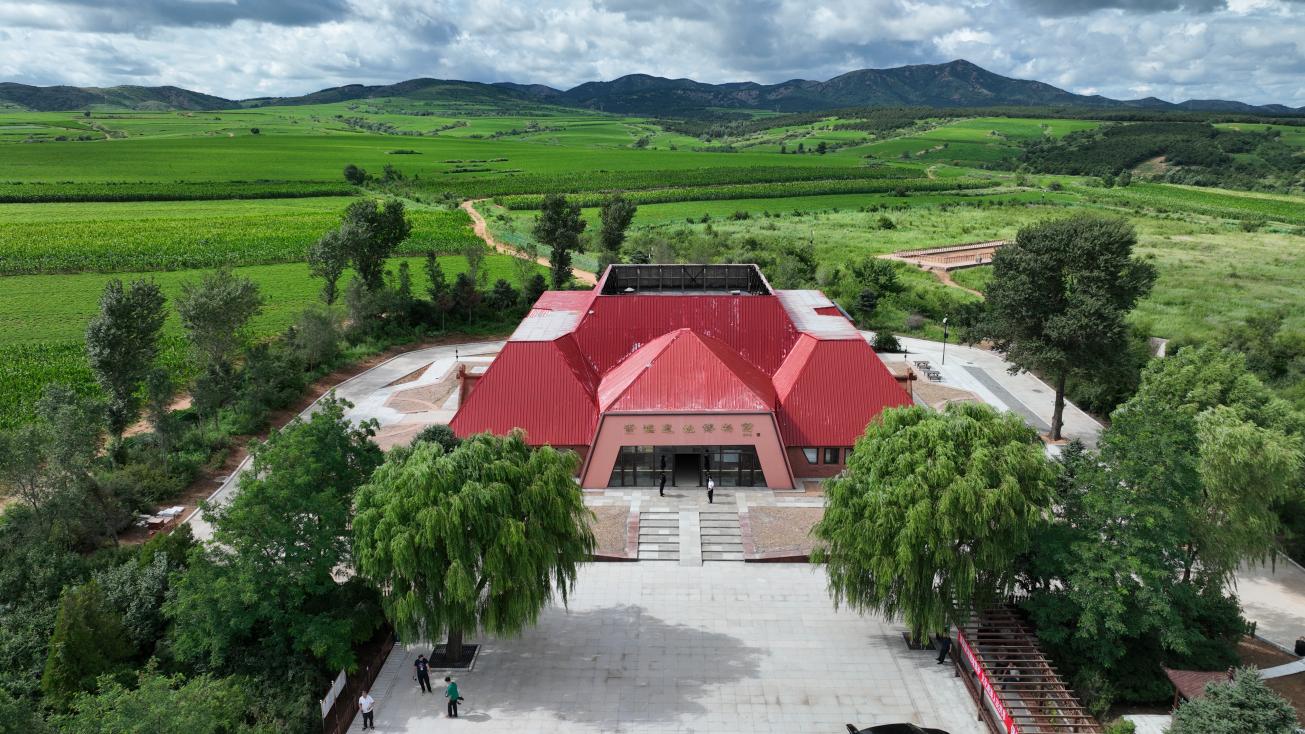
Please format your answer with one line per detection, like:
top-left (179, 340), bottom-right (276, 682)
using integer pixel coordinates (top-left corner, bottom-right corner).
top-left (877, 334), bottom-right (1104, 448)
top-left (353, 564), bottom-right (984, 734)
top-left (1237, 555), bottom-right (1305, 655)
top-left (183, 341), bottom-right (503, 541)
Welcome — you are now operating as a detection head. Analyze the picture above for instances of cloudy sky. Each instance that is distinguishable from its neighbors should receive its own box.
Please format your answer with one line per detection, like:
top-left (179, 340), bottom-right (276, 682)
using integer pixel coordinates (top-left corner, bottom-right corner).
top-left (1, 0), bottom-right (1302, 105)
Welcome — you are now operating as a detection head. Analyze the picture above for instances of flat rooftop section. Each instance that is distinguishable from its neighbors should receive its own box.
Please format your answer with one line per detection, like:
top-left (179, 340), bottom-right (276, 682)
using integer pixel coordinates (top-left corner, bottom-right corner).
top-left (599, 263), bottom-right (773, 295)
top-left (355, 564), bottom-right (984, 734)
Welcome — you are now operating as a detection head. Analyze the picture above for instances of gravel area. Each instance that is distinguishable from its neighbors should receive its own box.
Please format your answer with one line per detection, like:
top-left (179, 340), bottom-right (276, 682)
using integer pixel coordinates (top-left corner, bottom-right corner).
top-left (749, 507), bottom-right (824, 554)
top-left (589, 506), bottom-right (629, 556)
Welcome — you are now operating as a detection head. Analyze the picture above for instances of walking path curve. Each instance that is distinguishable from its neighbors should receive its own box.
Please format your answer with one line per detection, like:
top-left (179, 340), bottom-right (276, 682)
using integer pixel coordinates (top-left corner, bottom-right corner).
top-left (460, 199), bottom-right (598, 286)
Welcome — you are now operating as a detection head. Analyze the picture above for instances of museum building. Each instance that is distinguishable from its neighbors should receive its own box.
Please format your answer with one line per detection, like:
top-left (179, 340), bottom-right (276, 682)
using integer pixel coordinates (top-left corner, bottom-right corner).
top-left (449, 264), bottom-right (911, 489)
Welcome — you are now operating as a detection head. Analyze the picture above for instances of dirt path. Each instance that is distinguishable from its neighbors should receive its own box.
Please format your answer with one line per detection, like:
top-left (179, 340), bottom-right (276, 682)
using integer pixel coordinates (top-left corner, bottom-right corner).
top-left (461, 199), bottom-right (598, 285)
top-left (933, 268), bottom-right (983, 298)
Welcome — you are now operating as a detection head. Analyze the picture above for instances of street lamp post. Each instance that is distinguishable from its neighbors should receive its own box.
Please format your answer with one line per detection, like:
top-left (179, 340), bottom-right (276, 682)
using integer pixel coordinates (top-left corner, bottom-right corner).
top-left (941, 317), bottom-right (949, 366)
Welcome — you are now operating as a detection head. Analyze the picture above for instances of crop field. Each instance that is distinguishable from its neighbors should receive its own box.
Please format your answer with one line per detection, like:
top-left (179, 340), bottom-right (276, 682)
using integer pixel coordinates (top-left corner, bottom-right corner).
top-left (3, 100), bottom-right (1304, 433)
top-left (0, 253), bottom-right (535, 429)
top-left (0, 198), bottom-right (480, 274)
top-left (1071, 182), bottom-right (1305, 225)
top-left (494, 176), bottom-right (989, 209)
top-left (0, 179), bottom-right (355, 203)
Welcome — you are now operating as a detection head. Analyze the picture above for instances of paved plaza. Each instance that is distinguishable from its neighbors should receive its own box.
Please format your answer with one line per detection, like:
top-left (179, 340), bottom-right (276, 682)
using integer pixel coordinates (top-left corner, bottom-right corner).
top-left (352, 564), bottom-right (985, 734)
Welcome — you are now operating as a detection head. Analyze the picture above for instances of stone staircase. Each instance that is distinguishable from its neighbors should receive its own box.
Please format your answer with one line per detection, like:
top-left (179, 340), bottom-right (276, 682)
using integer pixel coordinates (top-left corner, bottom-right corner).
top-left (700, 510), bottom-right (743, 561)
top-left (637, 511), bottom-right (680, 561)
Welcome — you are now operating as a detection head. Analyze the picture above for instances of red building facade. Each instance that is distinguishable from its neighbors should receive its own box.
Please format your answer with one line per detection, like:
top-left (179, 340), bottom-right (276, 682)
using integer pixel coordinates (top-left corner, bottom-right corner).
top-left (450, 264), bottom-right (911, 489)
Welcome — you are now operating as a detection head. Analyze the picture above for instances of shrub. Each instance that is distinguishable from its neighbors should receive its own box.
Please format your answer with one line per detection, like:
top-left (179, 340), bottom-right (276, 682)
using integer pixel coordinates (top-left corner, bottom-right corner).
top-left (877, 215), bottom-right (896, 230)
top-left (343, 164), bottom-right (367, 185)
top-left (412, 424), bottom-right (460, 453)
top-left (872, 332), bottom-right (902, 352)
top-left (904, 313), bottom-right (926, 330)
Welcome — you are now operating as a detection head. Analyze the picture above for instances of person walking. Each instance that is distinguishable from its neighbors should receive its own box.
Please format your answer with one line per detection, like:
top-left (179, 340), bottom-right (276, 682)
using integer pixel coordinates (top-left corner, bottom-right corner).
top-left (358, 689), bottom-right (376, 730)
top-left (658, 471), bottom-right (666, 497)
top-left (935, 630), bottom-right (953, 664)
top-left (444, 676), bottom-right (461, 718)
top-left (706, 475), bottom-right (715, 504)
top-left (414, 654), bottom-right (432, 693)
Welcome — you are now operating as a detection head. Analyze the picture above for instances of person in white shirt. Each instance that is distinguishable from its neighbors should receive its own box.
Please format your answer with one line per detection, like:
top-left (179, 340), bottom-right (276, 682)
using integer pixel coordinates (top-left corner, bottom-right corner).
top-left (358, 689), bottom-right (376, 730)
top-left (707, 475), bottom-right (716, 504)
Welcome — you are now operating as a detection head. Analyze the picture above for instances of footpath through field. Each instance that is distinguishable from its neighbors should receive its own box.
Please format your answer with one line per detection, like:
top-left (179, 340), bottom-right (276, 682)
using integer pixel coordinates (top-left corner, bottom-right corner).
top-left (461, 199), bottom-right (597, 285)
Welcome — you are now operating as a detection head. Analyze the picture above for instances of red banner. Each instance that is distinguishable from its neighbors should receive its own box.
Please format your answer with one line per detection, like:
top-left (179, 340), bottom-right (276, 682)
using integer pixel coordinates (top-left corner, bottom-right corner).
top-left (957, 630), bottom-right (1019, 734)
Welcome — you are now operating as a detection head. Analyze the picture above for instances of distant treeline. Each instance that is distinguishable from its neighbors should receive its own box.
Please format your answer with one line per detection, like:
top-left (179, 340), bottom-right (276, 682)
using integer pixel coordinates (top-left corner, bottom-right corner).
top-left (655, 105), bottom-right (1305, 140)
top-left (1020, 122), bottom-right (1304, 191)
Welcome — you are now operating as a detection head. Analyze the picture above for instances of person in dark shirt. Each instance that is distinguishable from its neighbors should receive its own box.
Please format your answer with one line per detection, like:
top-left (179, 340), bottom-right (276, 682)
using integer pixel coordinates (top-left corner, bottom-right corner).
top-left (414, 654), bottom-right (431, 693)
top-left (935, 631), bottom-right (953, 664)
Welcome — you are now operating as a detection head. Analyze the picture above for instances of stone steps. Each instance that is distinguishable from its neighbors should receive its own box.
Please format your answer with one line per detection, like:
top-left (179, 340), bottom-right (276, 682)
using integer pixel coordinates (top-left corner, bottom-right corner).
top-left (638, 511), bottom-right (680, 561)
top-left (699, 511), bottom-right (743, 562)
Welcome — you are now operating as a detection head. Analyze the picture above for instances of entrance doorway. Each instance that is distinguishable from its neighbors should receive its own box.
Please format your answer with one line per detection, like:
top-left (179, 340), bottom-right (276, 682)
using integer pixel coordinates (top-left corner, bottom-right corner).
top-left (673, 452), bottom-right (702, 487)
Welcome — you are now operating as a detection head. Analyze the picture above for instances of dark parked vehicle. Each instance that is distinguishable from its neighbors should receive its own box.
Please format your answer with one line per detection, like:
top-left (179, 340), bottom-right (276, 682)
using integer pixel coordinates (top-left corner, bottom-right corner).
top-left (846, 725), bottom-right (950, 734)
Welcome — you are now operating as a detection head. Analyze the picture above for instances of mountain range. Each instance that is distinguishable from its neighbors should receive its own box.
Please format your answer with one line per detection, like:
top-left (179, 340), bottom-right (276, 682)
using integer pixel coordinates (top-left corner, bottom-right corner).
top-left (3, 60), bottom-right (1301, 116)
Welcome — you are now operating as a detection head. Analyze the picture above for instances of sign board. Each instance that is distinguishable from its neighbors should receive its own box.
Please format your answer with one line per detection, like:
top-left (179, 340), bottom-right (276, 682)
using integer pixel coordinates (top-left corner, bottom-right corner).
top-left (320, 669), bottom-right (347, 719)
top-left (957, 630), bottom-right (1019, 734)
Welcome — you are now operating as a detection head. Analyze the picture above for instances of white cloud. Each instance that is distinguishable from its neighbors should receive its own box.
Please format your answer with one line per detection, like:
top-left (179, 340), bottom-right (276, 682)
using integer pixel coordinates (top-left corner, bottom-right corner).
top-left (0, 0), bottom-right (1300, 105)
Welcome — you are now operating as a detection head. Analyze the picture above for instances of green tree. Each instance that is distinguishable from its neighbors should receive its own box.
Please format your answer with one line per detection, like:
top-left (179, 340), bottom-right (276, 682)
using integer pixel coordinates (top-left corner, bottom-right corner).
top-left (486, 278), bottom-right (520, 313)
top-left (978, 214), bottom-right (1156, 439)
top-left (424, 251), bottom-right (453, 330)
top-left (307, 221), bottom-right (360, 306)
top-left (142, 367), bottom-right (178, 461)
top-left (0, 687), bottom-right (50, 733)
top-left (343, 163), bottom-right (367, 185)
top-left (166, 397), bottom-right (383, 674)
top-left (411, 424), bottom-right (460, 453)
top-left (771, 241), bottom-right (817, 288)
top-left (856, 289), bottom-right (879, 322)
top-left (353, 432), bottom-right (596, 661)
top-left (533, 194), bottom-right (585, 289)
top-left (342, 198), bottom-right (412, 290)
top-left (598, 194), bottom-right (637, 266)
top-left (1108, 346), bottom-right (1303, 580)
top-left (523, 273), bottom-right (548, 305)
top-left (814, 403), bottom-right (1054, 641)
top-left (54, 667), bottom-right (261, 734)
top-left (42, 580), bottom-right (133, 705)
top-left (85, 279), bottom-right (166, 448)
top-left (176, 268), bottom-right (265, 377)
top-left (463, 237), bottom-right (489, 287)
top-left (1169, 668), bottom-right (1298, 734)
top-left (450, 272), bottom-right (481, 324)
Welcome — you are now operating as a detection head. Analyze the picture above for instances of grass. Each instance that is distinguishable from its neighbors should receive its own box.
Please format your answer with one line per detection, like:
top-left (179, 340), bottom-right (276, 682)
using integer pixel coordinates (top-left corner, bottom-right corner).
top-left (0, 253), bottom-right (538, 430)
top-left (0, 198), bottom-right (480, 274)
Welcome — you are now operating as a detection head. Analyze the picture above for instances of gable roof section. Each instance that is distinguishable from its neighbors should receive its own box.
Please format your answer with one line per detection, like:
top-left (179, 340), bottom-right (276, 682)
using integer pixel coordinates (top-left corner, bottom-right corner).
top-left (572, 294), bottom-right (800, 376)
top-left (449, 338), bottom-right (599, 445)
top-left (773, 334), bottom-right (912, 445)
top-left (598, 328), bottom-right (776, 413)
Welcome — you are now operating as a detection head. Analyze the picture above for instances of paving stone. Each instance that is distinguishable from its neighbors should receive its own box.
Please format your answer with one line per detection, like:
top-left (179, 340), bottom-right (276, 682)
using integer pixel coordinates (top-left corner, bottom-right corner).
top-left (358, 565), bottom-right (985, 734)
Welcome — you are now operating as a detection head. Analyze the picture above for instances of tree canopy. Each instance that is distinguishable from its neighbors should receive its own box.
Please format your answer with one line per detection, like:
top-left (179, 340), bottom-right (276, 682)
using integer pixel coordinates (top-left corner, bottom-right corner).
top-left (532, 194), bottom-right (585, 289)
top-left (85, 278), bottom-right (166, 442)
top-left (598, 194), bottom-right (637, 266)
top-left (353, 431), bottom-right (595, 660)
top-left (1169, 668), bottom-right (1298, 734)
top-left (341, 198), bottom-right (412, 290)
top-left (166, 396), bottom-right (383, 675)
top-left (977, 213), bottom-right (1156, 438)
top-left (814, 403), bottom-right (1055, 640)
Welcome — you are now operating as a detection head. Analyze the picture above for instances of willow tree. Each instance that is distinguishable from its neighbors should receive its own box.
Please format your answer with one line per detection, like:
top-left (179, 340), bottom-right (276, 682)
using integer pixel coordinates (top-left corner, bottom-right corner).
top-left (352, 431), bottom-right (595, 661)
top-left (813, 403), bottom-right (1055, 641)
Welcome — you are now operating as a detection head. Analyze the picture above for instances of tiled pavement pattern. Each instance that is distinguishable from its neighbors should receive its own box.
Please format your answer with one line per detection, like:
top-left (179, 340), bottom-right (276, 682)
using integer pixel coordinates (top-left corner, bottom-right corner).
top-left (354, 564), bottom-right (985, 734)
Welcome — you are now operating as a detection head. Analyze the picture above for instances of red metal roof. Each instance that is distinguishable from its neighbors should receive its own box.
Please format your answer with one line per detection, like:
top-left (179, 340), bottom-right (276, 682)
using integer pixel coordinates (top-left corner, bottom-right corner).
top-left (449, 340), bottom-right (598, 445)
top-left (773, 335), bottom-right (913, 445)
top-left (572, 295), bottom-right (800, 376)
top-left (598, 328), bottom-right (776, 413)
top-left (452, 271), bottom-right (912, 449)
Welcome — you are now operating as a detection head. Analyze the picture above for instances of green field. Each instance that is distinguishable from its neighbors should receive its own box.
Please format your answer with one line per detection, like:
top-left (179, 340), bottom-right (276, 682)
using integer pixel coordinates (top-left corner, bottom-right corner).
top-left (0, 198), bottom-right (480, 274)
top-left (0, 253), bottom-right (533, 430)
top-left (3, 100), bottom-right (1305, 430)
